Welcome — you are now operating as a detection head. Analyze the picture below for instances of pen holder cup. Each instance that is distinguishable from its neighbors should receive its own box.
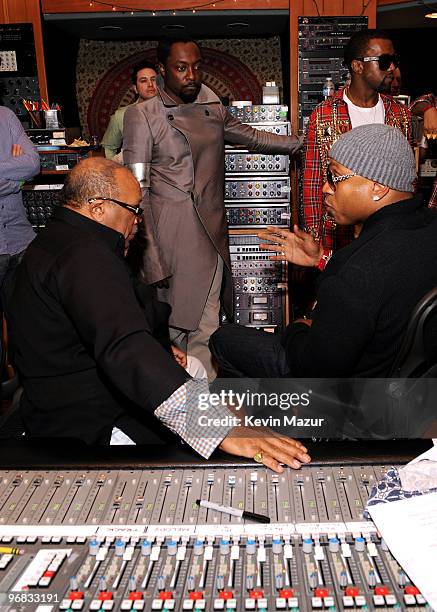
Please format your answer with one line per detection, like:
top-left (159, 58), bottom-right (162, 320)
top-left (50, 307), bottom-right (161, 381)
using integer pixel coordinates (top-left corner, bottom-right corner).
top-left (26, 110), bottom-right (63, 129)
top-left (27, 110), bottom-right (44, 129)
top-left (44, 110), bottom-right (63, 129)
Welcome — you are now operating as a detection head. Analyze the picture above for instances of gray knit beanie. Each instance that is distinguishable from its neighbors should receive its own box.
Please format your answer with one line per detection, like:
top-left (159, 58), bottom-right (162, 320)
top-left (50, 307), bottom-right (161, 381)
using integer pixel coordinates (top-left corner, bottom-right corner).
top-left (329, 124), bottom-right (416, 192)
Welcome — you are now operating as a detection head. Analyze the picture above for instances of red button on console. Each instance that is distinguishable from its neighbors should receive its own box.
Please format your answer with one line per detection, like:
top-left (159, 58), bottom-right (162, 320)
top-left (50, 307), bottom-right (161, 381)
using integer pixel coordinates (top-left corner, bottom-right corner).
top-left (219, 592), bottom-right (233, 600)
top-left (98, 592), bottom-right (113, 601)
top-left (315, 588), bottom-right (329, 598)
top-left (69, 592), bottom-right (84, 600)
top-left (129, 592), bottom-right (144, 600)
top-left (189, 592), bottom-right (203, 600)
top-left (249, 590), bottom-right (264, 600)
top-left (345, 587), bottom-right (359, 597)
top-left (374, 586), bottom-right (389, 596)
top-left (405, 586), bottom-right (420, 596)
top-left (279, 590), bottom-right (294, 599)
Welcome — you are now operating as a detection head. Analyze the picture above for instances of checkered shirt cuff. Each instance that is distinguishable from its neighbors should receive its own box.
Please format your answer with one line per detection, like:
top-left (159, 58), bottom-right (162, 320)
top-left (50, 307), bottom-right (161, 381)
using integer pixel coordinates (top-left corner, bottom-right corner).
top-left (154, 378), bottom-right (234, 459)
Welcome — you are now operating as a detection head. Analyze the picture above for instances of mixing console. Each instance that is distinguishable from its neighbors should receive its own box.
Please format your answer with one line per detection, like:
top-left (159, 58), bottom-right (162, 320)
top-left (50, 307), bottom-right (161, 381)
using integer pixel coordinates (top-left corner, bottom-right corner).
top-left (0, 465), bottom-right (431, 611)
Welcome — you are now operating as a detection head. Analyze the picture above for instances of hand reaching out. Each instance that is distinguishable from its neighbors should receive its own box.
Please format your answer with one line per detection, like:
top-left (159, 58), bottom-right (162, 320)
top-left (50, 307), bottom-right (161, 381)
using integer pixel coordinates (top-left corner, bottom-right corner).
top-left (258, 225), bottom-right (323, 267)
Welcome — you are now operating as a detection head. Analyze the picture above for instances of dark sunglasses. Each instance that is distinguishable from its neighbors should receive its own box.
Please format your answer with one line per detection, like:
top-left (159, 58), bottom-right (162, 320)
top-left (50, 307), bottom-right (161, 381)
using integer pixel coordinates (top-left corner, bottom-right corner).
top-left (88, 197), bottom-right (143, 217)
top-left (355, 53), bottom-right (400, 71)
top-left (326, 168), bottom-right (357, 191)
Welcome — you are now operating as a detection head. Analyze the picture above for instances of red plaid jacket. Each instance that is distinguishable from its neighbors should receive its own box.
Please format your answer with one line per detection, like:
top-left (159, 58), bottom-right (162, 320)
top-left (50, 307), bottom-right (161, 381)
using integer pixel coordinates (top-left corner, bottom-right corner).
top-left (410, 93), bottom-right (437, 210)
top-left (301, 90), bottom-right (413, 250)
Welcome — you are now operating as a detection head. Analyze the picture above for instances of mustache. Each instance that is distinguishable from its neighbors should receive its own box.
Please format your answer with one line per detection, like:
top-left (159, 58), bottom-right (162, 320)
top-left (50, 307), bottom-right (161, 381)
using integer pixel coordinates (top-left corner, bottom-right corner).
top-left (377, 78), bottom-right (392, 93)
top-left (179, 84), bottom-right (201, 103)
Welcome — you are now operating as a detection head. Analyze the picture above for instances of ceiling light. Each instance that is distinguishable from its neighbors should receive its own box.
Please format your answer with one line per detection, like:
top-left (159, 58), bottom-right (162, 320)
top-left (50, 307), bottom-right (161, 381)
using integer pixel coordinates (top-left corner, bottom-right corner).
top-left (98, 25), bottom-right (123, 30)
top-left (425, 11), bottom-right (437, 17)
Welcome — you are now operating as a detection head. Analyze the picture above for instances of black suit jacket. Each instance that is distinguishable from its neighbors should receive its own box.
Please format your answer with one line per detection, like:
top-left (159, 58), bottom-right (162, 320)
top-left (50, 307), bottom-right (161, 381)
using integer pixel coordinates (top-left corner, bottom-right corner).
top-left (7, 207), bottom-right (188, 444)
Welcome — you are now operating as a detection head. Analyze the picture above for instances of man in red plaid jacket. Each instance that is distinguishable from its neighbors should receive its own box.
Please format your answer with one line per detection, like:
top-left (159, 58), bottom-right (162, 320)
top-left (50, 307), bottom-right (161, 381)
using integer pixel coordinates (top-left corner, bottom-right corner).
top-left (301, 30), bottom-right (412, 268)
top-left (410, 92), bottom-right (437, 209)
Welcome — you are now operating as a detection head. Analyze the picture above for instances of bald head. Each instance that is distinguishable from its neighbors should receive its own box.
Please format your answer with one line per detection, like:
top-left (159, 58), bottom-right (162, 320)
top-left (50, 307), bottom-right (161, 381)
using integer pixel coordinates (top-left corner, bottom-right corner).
top-left (61, 157), bottom-right (136, 209)
top-left (59, 156), bottom-right (142, 241)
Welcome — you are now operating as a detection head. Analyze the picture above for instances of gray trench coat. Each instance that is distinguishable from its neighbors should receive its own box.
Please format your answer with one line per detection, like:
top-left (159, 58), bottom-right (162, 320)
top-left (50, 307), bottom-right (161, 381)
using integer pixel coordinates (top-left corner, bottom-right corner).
top-left (123, 85), bottom-right (300, 331)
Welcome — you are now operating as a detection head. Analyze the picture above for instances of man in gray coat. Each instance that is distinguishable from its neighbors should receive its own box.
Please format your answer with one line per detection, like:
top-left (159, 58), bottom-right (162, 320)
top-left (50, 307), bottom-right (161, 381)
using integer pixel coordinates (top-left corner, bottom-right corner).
top-left (123, 36), bottom-right (301, 379)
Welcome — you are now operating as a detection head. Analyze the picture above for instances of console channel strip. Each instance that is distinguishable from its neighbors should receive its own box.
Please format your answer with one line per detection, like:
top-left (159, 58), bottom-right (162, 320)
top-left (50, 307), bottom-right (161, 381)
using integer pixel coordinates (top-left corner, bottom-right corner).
top-left (0, 465), bottom-right (431, 611)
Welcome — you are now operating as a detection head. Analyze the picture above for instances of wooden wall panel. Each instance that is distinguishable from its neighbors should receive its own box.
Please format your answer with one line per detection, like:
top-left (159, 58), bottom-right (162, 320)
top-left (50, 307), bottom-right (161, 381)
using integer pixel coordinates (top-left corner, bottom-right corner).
top-left (0, 0), bottom-right (48, 102)
top-left (42, 0), bottom-right (288, 12)
top-left (41, 0), bottom-right (412, 10)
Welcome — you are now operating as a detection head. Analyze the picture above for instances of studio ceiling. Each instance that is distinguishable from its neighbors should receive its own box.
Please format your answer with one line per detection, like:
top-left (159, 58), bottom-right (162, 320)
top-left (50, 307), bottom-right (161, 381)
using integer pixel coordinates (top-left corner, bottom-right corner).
top-left (43, 10), bottom-right (290, 39)
top-left (43, 2), bottom-right (437, 39)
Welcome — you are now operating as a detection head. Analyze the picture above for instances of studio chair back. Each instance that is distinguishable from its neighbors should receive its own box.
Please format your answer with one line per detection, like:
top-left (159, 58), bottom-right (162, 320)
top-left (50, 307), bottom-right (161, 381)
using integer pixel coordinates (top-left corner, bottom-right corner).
top-left (386, 287), bottom-right (437, 438)
top-left (390, 287), bottom-right (437, 378)
top-left (0, 315), bottom-right (24, 438)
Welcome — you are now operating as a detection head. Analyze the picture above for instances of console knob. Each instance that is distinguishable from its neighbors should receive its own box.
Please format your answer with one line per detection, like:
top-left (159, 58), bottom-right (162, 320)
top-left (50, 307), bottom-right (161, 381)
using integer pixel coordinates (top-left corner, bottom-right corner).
top-left (355, 537), bottom-right (365, 553)
top-left (328, 537), bottom-right (339, 553)
top-left (302, 538), bottom-right (313, 554)
top-left (141, 540), bottom-right (151, 556)
top-left (272, 538), bottom-right (282, 555)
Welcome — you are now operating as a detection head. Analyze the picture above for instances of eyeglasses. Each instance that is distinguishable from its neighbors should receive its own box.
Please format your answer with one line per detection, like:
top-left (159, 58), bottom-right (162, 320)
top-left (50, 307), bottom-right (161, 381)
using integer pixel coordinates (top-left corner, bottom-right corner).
top-left (88, 197), bottom-right (143, 217)
top-left (326, 168), bottom-right (357, 191)
top-left (355, 53), bottom-right (400, 71)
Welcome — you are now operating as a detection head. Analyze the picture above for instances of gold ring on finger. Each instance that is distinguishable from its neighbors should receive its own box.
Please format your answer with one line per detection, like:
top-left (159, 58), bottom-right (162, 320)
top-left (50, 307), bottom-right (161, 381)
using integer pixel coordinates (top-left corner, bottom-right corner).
top-left (253, 451), bottom-right (263, 463)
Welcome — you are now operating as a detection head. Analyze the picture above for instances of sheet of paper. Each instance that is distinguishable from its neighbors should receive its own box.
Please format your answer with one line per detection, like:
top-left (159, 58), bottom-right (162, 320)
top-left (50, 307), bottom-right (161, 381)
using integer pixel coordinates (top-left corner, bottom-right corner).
top-left (407, 439), bottom-right (437, 464)
top-left (368, 492), bottom-right (437, 610)
top-left (399, 440), bottom-right (437, 491)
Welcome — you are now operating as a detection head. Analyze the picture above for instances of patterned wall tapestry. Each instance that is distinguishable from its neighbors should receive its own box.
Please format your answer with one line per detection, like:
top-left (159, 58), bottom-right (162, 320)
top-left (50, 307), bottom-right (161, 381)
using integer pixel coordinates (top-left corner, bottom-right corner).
top-left (76, 37), bottom-right (284, 139)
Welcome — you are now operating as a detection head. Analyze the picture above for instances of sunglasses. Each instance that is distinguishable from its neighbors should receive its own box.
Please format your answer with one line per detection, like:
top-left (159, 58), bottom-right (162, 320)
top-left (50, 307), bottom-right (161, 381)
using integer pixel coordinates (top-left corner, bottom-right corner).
top-left (88, 197), bottom-right (143, 217)
top-left (326, 168), bottom-right (357, 191)
top-left (355, 53), bottom-right (400, 71)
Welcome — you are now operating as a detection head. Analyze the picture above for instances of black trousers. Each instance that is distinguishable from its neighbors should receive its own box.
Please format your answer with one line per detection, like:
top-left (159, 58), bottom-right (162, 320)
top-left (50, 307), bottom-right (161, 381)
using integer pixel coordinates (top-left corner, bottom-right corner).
top-left (209, 324), bottom-right (290, 378)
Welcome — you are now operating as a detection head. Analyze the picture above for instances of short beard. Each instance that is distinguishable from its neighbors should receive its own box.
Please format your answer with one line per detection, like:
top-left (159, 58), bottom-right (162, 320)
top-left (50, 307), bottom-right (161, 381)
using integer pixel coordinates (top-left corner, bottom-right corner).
top-left (377, 77), bottom-right (392, 94)
top-left (179, 85), bottom-right (201, 103)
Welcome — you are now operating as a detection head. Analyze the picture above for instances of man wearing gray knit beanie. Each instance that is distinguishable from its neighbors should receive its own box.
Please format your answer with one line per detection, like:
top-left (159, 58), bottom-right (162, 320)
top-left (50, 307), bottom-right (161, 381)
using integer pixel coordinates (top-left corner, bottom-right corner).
top-left (210, 124), bottom-right (437, 380)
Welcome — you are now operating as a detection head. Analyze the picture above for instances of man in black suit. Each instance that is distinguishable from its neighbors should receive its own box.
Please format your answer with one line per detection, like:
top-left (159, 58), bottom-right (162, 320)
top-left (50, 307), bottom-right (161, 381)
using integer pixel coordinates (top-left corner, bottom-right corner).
top-left (7, 157), bottom-right (310, 472)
